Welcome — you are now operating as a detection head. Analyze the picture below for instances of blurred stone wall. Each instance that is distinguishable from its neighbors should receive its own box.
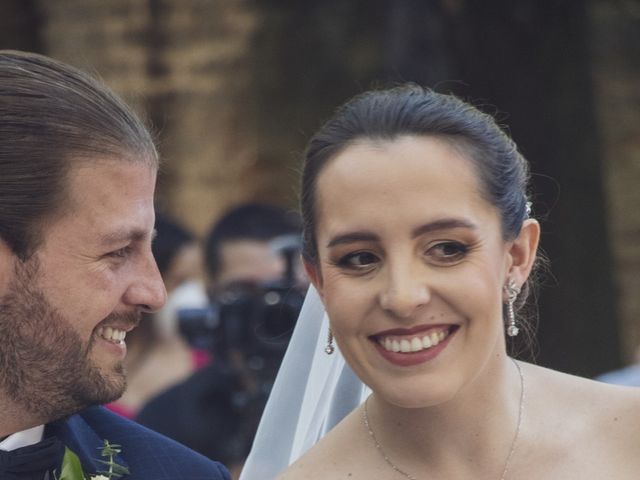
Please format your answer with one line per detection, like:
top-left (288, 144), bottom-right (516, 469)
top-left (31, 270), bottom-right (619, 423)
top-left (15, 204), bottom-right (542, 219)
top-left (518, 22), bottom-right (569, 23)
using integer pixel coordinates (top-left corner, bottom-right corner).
top-left (39, 0), bottom-right (274, 236)
top-left (591, 1), bottom-right (640, 361)
top-left (1, 0), bottom-right (639, 365)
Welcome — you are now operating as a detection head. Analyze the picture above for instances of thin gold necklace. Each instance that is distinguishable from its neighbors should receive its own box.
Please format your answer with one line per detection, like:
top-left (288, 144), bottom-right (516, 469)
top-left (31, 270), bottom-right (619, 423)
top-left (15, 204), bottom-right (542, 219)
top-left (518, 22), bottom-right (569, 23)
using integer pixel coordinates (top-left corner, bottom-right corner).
top-left (363, 358), bottom-right (525, 480)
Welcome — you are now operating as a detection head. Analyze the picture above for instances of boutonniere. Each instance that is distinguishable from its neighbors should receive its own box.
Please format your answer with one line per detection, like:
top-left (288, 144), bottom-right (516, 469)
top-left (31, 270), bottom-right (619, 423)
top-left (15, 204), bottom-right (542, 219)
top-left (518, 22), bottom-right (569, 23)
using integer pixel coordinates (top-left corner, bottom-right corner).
top-left (54, 439), bottom-right (130, 480)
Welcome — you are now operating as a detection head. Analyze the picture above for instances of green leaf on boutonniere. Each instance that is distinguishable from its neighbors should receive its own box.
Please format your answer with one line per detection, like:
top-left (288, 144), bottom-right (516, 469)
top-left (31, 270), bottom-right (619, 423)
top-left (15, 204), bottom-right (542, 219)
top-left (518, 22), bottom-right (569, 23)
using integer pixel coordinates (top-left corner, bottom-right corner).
top-left (96, 458), bottom-right (130, 477)
top-left (53, 440), bottom-right (129, 480)
top-left (54, 447), bottom-right (85, 480)
top-left (95, 440), bottom-right (129, 478)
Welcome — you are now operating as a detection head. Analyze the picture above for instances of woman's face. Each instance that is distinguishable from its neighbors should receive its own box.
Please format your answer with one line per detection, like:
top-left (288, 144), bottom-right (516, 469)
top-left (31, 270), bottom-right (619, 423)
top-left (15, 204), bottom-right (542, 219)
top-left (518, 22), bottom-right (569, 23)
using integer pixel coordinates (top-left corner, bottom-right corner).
top-left (308, 135), bottom-right (523, 408)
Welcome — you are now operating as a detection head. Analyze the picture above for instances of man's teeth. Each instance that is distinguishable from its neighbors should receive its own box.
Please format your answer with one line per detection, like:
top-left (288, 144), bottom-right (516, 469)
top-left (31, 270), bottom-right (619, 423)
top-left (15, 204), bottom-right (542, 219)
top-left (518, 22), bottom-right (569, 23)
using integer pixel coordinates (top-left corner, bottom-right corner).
top-left (96, 326), bottom-right (127, 344)
top-left (379, 329), bottom-right (448, 353)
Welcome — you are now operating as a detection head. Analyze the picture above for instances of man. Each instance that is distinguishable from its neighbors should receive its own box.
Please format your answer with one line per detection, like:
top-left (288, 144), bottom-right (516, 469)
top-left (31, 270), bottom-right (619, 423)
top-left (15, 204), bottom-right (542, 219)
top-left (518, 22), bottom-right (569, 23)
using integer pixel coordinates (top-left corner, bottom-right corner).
top-left (0, 51), bottom-right (230, 480)
top-left (137, 203), bottom-right (305, 478)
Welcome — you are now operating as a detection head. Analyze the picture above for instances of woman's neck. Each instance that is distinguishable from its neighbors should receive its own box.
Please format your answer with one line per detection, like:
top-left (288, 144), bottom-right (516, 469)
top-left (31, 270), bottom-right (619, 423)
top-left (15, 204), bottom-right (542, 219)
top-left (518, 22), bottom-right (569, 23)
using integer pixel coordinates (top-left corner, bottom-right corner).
top-left (365, 354), bottom-right (524, 478)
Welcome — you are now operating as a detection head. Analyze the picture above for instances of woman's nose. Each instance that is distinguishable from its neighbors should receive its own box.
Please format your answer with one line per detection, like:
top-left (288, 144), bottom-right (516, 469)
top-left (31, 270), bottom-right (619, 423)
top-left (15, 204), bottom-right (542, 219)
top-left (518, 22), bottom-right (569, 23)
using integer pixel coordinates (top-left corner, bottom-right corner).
top-left (378, 263), bottom-right (430, 318)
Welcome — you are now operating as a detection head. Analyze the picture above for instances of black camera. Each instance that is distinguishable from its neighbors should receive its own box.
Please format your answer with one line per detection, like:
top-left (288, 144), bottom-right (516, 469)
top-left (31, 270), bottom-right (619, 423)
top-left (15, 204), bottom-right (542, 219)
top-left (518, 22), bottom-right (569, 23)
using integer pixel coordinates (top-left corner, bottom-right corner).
top-left (177, 236), bottom-right (305, 366)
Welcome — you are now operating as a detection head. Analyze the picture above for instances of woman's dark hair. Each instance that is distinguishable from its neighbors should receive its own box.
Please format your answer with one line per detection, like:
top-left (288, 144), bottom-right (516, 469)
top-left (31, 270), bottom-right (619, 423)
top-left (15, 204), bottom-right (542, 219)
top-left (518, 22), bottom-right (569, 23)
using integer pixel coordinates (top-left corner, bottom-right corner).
top-left (0, 50), bottom-right (158, 260)
top-left (300, 84), bottom-right (538, 350)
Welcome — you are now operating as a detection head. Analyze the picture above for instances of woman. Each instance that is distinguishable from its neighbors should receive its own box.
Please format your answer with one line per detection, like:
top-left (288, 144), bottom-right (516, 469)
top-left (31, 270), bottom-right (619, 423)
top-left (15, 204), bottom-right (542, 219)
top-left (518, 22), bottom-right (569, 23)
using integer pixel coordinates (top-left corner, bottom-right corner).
top-left (241, 85), bottom-right (640, 479)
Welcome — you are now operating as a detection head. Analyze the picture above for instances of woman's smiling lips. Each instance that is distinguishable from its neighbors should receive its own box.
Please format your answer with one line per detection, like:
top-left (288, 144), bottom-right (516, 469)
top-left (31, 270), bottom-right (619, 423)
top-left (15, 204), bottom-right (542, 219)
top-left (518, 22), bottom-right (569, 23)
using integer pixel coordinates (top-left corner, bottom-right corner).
top-left (370, 324), bottom-right (458, 367)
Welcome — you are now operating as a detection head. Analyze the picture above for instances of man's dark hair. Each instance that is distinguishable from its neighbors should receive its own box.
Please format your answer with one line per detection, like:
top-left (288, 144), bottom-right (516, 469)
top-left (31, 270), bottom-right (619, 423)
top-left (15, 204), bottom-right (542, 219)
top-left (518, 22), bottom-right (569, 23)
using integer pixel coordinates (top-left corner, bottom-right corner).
top-left (204, 203), bottom-right (301, 279)
top-left (0, 50), bottom-right (157, 260)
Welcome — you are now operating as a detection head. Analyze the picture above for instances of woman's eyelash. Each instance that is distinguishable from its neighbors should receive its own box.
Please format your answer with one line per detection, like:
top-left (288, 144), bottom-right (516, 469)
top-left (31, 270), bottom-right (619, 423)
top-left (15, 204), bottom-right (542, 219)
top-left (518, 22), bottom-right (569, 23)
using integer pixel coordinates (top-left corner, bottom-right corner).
top-left (331, 242), bottom-right (469, 270)
top-left (336, 251), bottom-right (379, 268)
top-left (428, 241), bottom-right (469, 259)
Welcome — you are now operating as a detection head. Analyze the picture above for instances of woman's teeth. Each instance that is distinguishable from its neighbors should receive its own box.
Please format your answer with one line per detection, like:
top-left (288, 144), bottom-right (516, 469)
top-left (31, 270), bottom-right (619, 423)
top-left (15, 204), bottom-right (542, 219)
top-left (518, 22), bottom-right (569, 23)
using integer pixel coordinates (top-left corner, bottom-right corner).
top-left (378, 329), bottom-right (448, 353)
top-left (96, 326), bottom-right (127, 344)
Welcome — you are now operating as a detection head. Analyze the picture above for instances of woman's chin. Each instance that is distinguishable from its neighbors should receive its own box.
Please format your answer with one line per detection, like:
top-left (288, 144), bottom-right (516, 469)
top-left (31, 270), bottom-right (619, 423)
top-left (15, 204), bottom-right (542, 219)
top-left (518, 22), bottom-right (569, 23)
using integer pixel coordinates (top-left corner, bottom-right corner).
top-left (370, 379), bottom-right (461, 410)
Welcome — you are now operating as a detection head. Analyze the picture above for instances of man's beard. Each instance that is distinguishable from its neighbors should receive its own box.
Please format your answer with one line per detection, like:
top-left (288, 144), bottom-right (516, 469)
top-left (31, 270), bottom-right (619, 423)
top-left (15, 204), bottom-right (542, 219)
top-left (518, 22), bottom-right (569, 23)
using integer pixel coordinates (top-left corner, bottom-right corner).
top-left (0, 258), bottom-right (137, 422)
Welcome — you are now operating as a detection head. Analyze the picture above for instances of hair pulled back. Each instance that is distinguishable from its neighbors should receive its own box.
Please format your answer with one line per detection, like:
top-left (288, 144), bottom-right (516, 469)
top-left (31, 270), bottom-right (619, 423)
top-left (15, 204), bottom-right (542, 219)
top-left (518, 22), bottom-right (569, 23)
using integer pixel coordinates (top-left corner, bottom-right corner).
top-left (300, 85), bottom-right (536, 338)
top-left (0, 50), bottom-right (157, 259)
top-left (301, 84), bottom-right (531, 262)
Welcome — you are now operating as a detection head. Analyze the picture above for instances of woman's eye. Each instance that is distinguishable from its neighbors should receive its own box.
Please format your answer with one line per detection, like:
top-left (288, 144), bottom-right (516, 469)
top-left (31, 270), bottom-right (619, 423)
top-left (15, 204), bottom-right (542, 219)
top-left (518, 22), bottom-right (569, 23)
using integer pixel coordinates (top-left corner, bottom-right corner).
top-left (337, 251), bottom-right (379, 269)
top-left (428, 242), bottom-right (468, 264)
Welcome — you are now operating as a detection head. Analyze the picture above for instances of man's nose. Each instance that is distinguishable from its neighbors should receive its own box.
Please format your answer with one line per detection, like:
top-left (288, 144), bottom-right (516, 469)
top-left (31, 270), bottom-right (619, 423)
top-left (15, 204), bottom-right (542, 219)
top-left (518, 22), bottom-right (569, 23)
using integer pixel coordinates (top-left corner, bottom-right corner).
top-left (124, 251), bottom-right (167, 313)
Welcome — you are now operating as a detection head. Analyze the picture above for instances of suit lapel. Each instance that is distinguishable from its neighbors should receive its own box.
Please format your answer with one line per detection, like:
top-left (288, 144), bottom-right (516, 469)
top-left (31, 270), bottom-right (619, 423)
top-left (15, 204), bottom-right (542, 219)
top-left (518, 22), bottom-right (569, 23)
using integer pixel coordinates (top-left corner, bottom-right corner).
top-left (45, 413), bottom-right (129, 477)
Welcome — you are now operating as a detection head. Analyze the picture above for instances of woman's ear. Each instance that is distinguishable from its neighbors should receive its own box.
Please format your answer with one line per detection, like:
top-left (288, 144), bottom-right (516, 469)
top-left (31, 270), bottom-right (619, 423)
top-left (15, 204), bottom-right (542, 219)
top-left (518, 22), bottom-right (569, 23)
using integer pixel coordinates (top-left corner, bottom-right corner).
top-left (507, 219), bottom-right (540, 287)
top-left (303, 258), bottom-right (324, 300)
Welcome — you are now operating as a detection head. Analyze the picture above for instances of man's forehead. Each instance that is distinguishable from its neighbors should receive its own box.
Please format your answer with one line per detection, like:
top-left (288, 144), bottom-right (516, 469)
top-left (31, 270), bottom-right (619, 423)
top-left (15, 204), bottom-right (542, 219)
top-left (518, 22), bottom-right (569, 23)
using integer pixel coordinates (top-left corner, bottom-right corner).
top-left (66, 157), bottom-right (156, 190)
top-left (43, 159), bottom-right (158, 244)
top-left (68, 157), bottom-right (156, 180)
top-left (217, 240), bottom-right (284, 285)
top-left (219, 240), bottom-right (277, 260)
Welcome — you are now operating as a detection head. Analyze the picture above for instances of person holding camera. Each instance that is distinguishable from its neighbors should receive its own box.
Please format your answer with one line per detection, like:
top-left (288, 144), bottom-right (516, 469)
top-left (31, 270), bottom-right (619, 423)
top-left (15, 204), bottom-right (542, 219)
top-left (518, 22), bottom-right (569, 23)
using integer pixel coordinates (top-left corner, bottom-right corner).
top-left (136, 203), bottom-right (305, 479)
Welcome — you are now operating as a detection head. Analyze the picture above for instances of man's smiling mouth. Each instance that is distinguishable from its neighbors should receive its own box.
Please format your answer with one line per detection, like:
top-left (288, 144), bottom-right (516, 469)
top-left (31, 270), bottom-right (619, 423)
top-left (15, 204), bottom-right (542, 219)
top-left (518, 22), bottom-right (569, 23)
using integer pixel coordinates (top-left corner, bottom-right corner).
top-left (96, 326), bottom-right (127, 344)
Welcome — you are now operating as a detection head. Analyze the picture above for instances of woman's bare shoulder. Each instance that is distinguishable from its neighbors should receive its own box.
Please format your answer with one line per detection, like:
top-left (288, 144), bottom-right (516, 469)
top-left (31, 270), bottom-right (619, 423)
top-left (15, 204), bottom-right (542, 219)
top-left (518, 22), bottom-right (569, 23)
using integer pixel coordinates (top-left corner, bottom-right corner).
top-left (276, 407), bottom-right (373, 480)
top-left (526, 361), bottom-right (640, 410)
top-left (583, 377), bottom-right (640, 436)
top-left (577, 377), bottom-right (640, 472)
top-left (526, 362), bottom-right (640, 454)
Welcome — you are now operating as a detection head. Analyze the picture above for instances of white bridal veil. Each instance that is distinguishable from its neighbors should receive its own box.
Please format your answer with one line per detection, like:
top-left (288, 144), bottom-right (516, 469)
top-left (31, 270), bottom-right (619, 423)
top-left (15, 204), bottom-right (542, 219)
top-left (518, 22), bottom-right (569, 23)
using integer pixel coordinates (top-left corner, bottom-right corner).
top-left (239, 286), bottom-right (370, 480)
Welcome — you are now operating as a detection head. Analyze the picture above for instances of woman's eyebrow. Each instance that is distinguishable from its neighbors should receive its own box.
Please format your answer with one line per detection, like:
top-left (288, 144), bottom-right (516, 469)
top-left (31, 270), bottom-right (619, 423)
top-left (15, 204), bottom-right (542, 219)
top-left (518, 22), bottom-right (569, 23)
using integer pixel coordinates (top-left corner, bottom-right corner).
top-left (411, 218), bottom-right (477, 238)
top-left (326, 218), bottom-right (477, 249)
top-left (326, 231), bottom-right (379, 248)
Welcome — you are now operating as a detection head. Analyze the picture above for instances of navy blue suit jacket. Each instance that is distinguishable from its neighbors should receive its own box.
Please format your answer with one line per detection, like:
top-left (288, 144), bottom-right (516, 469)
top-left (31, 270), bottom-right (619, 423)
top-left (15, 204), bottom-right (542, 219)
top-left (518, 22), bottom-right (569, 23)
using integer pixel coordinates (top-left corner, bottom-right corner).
top-left (45, 406), bottom-right (230, 480)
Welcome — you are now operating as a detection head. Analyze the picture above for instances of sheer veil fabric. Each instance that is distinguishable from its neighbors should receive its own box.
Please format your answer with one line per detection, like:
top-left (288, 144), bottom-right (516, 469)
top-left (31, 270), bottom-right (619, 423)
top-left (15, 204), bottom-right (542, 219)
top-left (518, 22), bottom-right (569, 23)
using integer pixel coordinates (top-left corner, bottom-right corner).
top-left (240, 286), bottom-right (370, 480)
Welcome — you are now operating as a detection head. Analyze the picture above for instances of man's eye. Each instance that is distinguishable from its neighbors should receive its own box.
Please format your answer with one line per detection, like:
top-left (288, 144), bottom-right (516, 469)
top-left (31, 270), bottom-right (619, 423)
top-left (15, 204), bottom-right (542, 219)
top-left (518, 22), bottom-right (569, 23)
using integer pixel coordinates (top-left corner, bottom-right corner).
top-left (428, 242), bottom-right (468, 264)
top-left (108, 246), bottom-right (132, 258)
top-left (337, 251), bottom-right (379, 269)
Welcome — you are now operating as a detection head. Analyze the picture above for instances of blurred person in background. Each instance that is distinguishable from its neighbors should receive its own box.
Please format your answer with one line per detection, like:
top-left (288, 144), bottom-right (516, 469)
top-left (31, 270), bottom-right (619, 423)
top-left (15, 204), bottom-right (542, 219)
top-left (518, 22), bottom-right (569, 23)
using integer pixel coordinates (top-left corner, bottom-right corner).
top-left (137, 203), bottom-right (306, 479)
top-left (107, 214), bottom-right (210, 418)
top-left (596, 345), bottom-right (640, 387)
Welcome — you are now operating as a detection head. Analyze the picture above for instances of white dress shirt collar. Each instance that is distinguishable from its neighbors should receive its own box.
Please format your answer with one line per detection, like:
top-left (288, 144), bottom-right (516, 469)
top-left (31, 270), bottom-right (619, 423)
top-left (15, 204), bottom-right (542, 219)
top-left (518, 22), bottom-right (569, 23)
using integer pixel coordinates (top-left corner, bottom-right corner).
top-left (0, 424), bottom-right (45, 451)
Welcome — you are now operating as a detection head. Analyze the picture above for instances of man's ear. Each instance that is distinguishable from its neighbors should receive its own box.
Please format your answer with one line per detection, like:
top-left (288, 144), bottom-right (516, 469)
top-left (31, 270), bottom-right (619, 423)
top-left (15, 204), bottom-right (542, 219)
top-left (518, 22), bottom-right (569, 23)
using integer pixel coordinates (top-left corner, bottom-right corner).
top-left (507, 219), bottom-right (540, 287)
top-left (303, 258), bottom-right (324, 299)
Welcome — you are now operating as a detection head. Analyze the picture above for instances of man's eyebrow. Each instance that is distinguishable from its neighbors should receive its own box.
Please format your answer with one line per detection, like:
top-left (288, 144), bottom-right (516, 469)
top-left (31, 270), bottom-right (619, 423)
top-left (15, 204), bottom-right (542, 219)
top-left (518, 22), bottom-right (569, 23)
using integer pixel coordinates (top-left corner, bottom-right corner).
top-left (326, 218), bottom-right (477, 249)
top-left (99, 228), bottom-right (150, 246)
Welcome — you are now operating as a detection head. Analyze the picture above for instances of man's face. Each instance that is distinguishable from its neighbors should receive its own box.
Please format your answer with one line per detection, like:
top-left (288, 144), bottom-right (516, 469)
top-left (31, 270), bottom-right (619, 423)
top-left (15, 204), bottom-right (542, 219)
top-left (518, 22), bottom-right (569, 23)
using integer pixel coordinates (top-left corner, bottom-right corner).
top-left (212, 239), bottom-right (306, 368)
top-left (215, 240), bottom-right (286, 288)
top-left (0, 159), bottom-right (166, 422)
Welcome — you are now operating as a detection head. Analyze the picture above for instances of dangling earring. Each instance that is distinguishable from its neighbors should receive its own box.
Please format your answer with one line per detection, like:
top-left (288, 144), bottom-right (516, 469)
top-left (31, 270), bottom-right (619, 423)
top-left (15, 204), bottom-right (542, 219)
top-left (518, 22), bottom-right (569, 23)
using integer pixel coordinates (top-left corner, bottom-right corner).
top-left (324, 327), bottom-right (335, 355)
top-left (504, 279), bottom-right (521, 337)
